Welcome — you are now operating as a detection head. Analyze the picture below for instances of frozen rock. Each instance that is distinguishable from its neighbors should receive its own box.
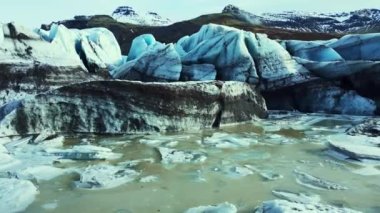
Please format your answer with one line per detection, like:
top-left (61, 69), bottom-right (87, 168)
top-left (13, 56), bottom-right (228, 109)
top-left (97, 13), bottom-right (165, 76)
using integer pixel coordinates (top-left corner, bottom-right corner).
top-left (272, 190), bottom-right (321, 204)
top-left (113, 37), bottom-right (181, 82)
top-left (177, 24), bottom-right (259, 83)
top-left (0, 178), bottom-right (38, 213)
top-left (158, 147), bottom-right (207, 164)
top-left (180, 64), bottom-right (216, 81)
top-left (328, 33), bottom-right (380, 61)
top-left (45, 145), bottom-right (122, 161)
top-left (294, 170), bottom-right (348, 190)
top-left (185, 202), bottom-right (237, 213)
top-left (346, 119), bottom-right (380, 137)
top-left (75, 164), bottom-right (140, 189)
top-left (254, 199), bottom-right (361, 213)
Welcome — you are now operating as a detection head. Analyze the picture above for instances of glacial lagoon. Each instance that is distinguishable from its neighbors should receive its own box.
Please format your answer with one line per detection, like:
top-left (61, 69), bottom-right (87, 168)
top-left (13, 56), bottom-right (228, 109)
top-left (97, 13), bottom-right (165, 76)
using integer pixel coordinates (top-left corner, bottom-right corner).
top-left (2, 112), bottom-right (379, 213)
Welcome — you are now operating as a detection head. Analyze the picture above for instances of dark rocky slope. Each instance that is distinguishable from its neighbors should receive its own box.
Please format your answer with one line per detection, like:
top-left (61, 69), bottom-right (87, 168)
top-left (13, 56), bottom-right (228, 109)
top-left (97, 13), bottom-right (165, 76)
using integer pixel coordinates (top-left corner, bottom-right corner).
top-left (44, 14), bottom-right (339, 54)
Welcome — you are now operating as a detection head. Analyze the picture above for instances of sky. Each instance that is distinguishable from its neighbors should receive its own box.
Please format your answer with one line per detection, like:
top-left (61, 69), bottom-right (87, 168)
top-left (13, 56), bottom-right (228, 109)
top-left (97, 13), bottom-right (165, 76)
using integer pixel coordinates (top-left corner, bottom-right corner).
top-left (0, 0), bottom-right (379, 28)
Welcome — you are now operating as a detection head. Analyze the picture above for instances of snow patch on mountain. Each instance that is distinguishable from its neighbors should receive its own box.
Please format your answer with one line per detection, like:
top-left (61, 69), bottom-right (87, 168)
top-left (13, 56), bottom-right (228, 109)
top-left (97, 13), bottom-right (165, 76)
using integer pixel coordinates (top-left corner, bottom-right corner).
top-left (223, 4), bottom-right (380, 33)
top-left (112, 6), bottom-right (172, 26)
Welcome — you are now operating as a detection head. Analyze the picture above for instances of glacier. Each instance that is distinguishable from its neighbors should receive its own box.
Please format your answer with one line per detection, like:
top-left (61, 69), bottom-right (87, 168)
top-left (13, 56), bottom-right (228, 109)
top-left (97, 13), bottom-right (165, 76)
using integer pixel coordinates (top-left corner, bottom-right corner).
top-left (126, 34), bottom-right (157, 61)
top-left (112, 42), bottom-right (182, 82)
top-left (37, 24), bottom-right (123, 73)
top-left (117, 24), bottom-right (310, 85)
top-left (328, 33), bottom-right (380, 61)
top-left (176, 24), bottom-right (259, 83)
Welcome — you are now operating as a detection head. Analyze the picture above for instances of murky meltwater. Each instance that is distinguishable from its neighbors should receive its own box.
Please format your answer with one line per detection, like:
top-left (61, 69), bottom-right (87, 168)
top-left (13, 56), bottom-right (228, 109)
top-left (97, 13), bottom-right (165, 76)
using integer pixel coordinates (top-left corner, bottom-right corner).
top-left (21, 113), bottom-right (380, 213)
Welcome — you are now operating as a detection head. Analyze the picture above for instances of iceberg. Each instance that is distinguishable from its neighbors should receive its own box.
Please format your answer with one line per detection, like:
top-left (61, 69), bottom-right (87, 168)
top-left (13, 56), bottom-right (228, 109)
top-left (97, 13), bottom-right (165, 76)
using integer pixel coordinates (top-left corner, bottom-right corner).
top-left (176, 24), bottom-right (259, 83)
top-left (112, 42), bottom-right (182, 82)
top-left (249, 33), bottom-right (308, 80)
top-left (328, 33), bottom-right (380, 61)
top-left (180, 64), bottom-right (216, 81)
top-left (37, 24), bottom-right (122, 73)
top-left (127, 34), bottom-right (156, 61)
top-left (295, 85), bottom-right (377, 116)
top-left (286, 40), bottom-right (344, 62)
top-left (0, 178), bottom-right (38, 213)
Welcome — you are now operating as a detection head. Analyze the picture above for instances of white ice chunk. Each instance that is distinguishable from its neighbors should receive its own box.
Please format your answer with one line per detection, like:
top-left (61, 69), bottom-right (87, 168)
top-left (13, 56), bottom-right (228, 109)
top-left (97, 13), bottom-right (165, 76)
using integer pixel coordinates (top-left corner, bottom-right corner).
top-left (158, 147), bottom-right (207, 164)
top-left (185, 202), bottom-right (237, 213)
top-left (0, 178), bottom-right (38, 213)
top-left (75, 164), bottom-right (140, 189)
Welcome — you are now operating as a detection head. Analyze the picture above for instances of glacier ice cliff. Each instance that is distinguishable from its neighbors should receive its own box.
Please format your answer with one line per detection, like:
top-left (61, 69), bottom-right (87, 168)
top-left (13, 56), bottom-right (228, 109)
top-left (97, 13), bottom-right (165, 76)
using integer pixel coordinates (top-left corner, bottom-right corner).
top-left (1, 21), bottom-right (380, 136)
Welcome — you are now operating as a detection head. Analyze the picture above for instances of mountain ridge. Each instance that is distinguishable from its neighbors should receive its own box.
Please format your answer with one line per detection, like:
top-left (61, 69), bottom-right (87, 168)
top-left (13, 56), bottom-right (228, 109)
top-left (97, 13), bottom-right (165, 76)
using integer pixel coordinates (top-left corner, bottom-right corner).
top-left (223, 4), bottom-right (380, 33)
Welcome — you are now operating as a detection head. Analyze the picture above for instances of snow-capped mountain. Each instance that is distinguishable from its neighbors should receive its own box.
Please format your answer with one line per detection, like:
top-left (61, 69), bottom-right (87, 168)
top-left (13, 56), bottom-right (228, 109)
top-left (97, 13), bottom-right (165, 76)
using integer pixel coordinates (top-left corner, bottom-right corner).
top-left (112, 6), bottom-right (172, 26)
top-left (223, 4), bottom-right (380, 33)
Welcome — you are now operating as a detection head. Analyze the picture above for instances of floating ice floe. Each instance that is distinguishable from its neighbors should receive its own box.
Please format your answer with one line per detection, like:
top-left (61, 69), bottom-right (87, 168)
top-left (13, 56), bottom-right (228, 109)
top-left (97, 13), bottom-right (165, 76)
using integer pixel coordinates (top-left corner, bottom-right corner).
top-left (184, 202), bottom-right (237, 213)
top-left (45, 145), bottom-right (122, 161)
top-left (12, 165), bottom-right (66, 182)
top-left (158, 147), bottom-right (207, 164)
top-left (244, 165), bottom-right (283, 181)
top-left (294, 169), bottom-right (348, 190)
top-left (272, 190), bottom-right (321, 204)
top-left (346, 118), bottom-right (380, 137)
top-left (254, 199), bottom-right (361, 213)
top-left (199, 132), bottom-right (257, 149)
top-left (328, 135), bottom-right (380, 160)
top-left (0, 178), bottom-right (38, 213)
top-left (75, 164), bottom-right (140, 189)
top-left (139, 175), bottom-right (159, 183)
